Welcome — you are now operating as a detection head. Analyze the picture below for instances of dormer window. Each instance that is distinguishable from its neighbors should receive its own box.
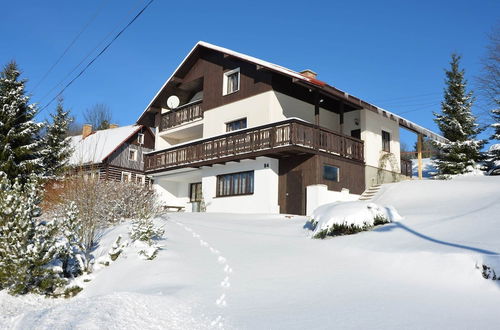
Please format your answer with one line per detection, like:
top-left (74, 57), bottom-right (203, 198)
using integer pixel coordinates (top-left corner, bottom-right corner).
top-left (223, 68), bottom-right (240, 95)
top-left (138, 133), bottom-right (144, 145)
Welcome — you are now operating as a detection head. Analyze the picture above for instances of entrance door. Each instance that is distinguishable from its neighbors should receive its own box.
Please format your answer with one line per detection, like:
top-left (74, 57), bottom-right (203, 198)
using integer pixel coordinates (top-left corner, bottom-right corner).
top-left (286, 170), bottom-right (304, 215)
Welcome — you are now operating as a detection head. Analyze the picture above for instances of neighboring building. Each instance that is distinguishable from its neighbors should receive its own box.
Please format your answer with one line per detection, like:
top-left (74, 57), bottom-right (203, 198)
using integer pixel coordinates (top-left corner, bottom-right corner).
top-left (136, 41), bottom-right (446, 215)
top-left (69, 124), bottom-right (154, 185)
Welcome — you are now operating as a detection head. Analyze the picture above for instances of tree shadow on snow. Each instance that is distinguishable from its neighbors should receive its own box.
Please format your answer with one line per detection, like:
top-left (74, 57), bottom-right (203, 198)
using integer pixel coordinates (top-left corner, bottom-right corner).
top-left (373, 222), bottom-right (499, 255)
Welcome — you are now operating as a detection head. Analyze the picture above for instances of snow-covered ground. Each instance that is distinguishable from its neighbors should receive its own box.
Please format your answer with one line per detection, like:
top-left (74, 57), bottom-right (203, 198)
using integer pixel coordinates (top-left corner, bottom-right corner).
top-left (2, 176), bottom-right (500, 329)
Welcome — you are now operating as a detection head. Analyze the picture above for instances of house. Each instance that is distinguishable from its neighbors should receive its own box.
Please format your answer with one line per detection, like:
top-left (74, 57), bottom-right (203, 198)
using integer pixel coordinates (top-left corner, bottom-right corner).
top-left (69, 124), bottom-right (154, 185)
top-left (136, 41), bottom-right (446, 215)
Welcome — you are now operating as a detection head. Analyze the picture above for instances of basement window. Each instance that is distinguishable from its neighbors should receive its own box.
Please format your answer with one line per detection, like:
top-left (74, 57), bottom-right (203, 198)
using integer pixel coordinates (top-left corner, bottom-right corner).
top-left (323, 165), bottom-right (339, 182)
top-left (136, 174), bottom-right (146, 185)
top-left (223, 68), bottom-right (240, 95)
top-left (382, 130), bottom-right (391, 152)
top-left (217, 171), bottom-right (254, 197)
top-left (226, 118), bottom-right (247, 132)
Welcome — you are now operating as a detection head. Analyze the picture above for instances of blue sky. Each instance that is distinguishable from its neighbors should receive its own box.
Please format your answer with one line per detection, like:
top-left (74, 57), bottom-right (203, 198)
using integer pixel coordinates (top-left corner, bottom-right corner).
top-left (1, 0), bottom-right (498, 148)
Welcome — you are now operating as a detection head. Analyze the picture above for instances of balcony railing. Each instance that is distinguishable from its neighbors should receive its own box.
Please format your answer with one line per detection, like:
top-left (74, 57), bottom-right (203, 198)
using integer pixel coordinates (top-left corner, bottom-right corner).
top-left (400, 158), bottom-right (413, 178)
top-left (160, 100), bottom-right (203, 131)
top-left (146, 119), bottom-right (364, 172)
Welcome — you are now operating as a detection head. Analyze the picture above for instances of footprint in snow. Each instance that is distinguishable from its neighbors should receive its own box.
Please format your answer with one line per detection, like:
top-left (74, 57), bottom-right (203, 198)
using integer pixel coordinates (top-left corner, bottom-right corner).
top-left (200, 240), bottom-right (209, 247)
top-left (220, 276), bottom-right (230, 288)
top-left (210, 247), bottom-right (220, 255)
top-left (224, 265), bottom-right (233, 274)
top-left (210, 315), bottom-right (223, 328)
top-left (192, 233), bottom-right (200, 238)
top-left (217, 256), bottom-right (226, 264)
top-left (216, 293), bottom-right (227, 307)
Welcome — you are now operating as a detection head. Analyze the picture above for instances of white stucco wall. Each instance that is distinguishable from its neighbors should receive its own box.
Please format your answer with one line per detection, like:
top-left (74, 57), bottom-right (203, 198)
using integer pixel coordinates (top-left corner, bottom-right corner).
top-left (306, 184), bottom-right (360, 216)
top-left (202, 91), bottom-right (341, 138)
top-left (152, 157), bottom-right (280, 214)
top-left (360, 109), bottom-right (401, 170)
top-left (201, 157), bottom-right (280, 214)
top-left (203, 91), bottom-right (276, 138)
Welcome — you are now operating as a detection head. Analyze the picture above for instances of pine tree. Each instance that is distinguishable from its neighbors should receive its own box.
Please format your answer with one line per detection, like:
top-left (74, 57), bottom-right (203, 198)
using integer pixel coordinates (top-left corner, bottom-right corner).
top-left (0, 173), bottom-right (65, 295)
top-left (486, 107), bottom-right (500, 167)
top-left (433, 54), bottom-right (485, 175)
top-left (43, 98), bottom-right (73, 179)
top-left (0, 61), bottom-right (45, 182)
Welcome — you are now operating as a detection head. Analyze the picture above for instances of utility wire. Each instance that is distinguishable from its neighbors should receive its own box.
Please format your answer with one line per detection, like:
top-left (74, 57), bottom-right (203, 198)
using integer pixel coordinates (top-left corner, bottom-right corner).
top-left (38, 0), bottom-right (155, 114)
top-left (31, 0), bottom-right (109, 93)
top-left (36, 1), bottom-right (147, 106)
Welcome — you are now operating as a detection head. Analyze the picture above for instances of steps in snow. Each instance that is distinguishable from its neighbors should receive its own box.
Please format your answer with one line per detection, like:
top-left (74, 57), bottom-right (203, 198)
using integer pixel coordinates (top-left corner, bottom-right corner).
top-left (359, 184), bottom-right (382, 201)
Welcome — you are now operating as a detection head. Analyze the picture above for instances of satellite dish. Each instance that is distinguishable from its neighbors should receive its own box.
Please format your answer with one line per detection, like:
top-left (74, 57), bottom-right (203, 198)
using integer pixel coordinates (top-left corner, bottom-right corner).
top-left (167, 95), bottom-right (180, 109)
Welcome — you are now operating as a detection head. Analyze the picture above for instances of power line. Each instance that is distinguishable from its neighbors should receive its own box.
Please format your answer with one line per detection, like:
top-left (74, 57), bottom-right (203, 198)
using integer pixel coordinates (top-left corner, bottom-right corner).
top-left (31, 0), bottom-right (109, 93)
top-left (38, 0), bottom-right (155, 114)
top-left (36, 1), bottom-right (147, 106)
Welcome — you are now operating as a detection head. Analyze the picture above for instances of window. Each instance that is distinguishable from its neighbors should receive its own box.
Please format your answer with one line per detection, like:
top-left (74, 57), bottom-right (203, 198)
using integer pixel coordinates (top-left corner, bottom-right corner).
top-left (136, 174), bottom-right (146, 185)
top-left (216, 171), bottom-right (254, 197)
top-left (351, 129), bottom-right (361, 140)
top-left (382, 130), bottom-right (391, 152)
top-left (138, 133), bottom-right (144, 145)
top-left (223, 68), bottom-right (240, 95)
top-left (190, 182), bottom-right (202, 202)
top-left (226, 118), bottom-right (247, 132)
top-left (121, 171), bottom-right (132, 182)
top-left (129, 149), bottom-right (138, 161)
top-left (323, 165), bottom-right (339, 182)
top-left (84, 170), bottom-right (100, 181)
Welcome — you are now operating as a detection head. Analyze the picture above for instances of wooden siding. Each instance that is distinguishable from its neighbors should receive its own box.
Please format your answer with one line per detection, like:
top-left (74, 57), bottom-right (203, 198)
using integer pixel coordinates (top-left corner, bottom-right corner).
top-left (104, 165), bottom-right (151, 185)
top-left (278, 154), bottom-right (365, 215)
top-left (145, 119), bottom-right (364, 173)
top-left (108, 143), bottom-right (152, 171)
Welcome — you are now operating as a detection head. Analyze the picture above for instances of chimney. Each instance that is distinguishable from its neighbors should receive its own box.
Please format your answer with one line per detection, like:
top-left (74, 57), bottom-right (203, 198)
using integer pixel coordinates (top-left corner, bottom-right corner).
top-left (109, 124), bottom-right (119, 129)
top-left (299, 69), bottom-right (317, 79)
top-left (82, 124), bottom-right (92, 139)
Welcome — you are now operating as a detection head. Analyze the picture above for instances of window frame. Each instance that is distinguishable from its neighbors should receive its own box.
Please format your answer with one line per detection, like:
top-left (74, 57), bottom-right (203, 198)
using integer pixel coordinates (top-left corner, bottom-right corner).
top-left (121, 171), bottom-right (132, 182)
top-left (323, 164), bottom-right (340, 182)
top-left (222, 67), bottom-right (240, 96)
top-left (382, 130), bottom-right (391, 152)
top-left (225, 118), bottom-right (247, 132)
top-left (216, 170), bottom-right (254, 197)
top-left (190, 182), bottom-right (203, 202)
top-left (129, 148), bottom-right (138, 161)
top-left (137, 133), bottom-right (145, 145)
top-left (136, 174), bottom-right (146, 185)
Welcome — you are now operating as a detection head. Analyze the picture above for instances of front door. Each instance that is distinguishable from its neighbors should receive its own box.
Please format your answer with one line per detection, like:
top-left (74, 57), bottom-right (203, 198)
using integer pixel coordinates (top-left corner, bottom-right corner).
top-left (286, 170), bottom-right (304, 215)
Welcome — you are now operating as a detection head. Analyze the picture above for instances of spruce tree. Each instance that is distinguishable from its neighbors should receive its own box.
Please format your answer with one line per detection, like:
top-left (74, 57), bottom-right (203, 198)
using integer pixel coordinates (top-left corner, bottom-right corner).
top-left (0, 61), bottom-right (45, 182)
top-left (433, 54), bottom-right (485, 175)
top-left (0, 173), bottom-right (65, 295)
top-left (43, 98), bottom-right (73, 179)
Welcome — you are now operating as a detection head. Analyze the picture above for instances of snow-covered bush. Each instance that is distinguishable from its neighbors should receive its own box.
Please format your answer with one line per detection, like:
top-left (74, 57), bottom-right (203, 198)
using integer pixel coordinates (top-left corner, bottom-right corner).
top-left (130, 218), bottom-right (164, 260)
top-left (48, 175), bottom-right (162, 265)
top-left (311, 201), bottom-right (399, 239)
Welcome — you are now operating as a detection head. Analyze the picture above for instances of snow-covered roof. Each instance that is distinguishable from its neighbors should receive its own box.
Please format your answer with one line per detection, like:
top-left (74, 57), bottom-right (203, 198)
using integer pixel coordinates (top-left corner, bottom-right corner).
top-left (138, 41), bottom-right (447, 143)
top-left (69, 125), bottom-right (142, 165)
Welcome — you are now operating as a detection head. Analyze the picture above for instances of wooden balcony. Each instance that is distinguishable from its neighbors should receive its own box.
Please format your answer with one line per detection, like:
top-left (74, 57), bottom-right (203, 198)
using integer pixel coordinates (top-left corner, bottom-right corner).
top-left (160, 100), bottom-right (203, 131)
top-left (400, 158), bottom-right (413, 178)
top-left (146, 119), bottom-right (364, 173)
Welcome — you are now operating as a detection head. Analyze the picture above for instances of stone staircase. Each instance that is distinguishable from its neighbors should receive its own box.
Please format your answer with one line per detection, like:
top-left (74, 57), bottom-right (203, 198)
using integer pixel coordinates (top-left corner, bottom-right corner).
top-left (359, 184), bottom-right (382, 201)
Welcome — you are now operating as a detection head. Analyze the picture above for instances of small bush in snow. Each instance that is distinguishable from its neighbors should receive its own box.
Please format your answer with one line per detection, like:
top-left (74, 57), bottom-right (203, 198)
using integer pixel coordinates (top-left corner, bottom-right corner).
top-left (130, 218), bottom-right (164, 244)
top-left (480, 264), bottom-right (498, 281)
top-left (108, 235), bottom-right (127, 261)
top-left (373, 214), bottom-right (390, 226)
top-left (311, 202), bottom-right (399, 239)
